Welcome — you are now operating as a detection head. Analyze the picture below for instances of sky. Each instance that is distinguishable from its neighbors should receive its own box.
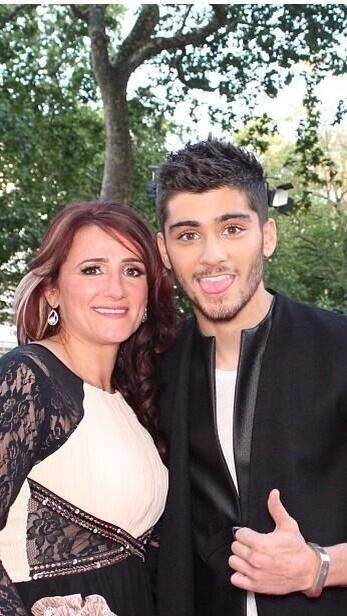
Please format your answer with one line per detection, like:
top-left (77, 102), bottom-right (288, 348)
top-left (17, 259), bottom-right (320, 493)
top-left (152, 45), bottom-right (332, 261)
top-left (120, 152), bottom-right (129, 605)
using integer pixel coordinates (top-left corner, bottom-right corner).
top-left (129, 62), bottom-right (347, 151)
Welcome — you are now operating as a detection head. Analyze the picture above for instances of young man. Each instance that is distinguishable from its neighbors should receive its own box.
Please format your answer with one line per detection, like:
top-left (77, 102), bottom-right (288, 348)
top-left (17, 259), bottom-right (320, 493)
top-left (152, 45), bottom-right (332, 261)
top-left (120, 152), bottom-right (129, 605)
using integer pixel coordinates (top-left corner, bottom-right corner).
top-left (154, 140), bottom-right (347, 616)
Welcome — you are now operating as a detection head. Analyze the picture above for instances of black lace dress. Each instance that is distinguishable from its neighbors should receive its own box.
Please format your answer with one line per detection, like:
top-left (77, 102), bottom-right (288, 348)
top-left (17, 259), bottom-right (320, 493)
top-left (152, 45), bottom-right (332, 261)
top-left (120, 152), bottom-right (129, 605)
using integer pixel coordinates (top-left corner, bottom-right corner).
top-left (0, 345), bottom-right (167, 616)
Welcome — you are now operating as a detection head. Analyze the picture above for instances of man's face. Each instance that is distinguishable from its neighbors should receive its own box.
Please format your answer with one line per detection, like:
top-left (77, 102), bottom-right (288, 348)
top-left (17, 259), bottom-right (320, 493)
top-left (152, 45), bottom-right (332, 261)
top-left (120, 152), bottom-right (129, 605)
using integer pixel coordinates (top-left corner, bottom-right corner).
top-left (157, 186), bottom-right (276, 325)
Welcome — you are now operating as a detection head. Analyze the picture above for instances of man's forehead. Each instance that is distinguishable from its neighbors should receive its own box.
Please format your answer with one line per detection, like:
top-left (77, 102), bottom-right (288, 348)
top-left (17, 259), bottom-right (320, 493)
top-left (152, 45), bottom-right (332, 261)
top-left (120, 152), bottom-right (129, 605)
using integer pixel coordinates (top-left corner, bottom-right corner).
top-left (165, 186), bottom-right (254, 226)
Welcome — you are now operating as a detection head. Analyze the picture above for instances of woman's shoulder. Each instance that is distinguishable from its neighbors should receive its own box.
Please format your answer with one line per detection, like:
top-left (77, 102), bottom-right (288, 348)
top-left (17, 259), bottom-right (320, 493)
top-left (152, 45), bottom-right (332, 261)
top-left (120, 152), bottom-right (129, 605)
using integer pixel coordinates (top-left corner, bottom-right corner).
top-left (0, 343), bottom-right (56, 379)
top-left (0, 346), bottom-right (60, 408)
top-left (0, 344), bottom-right (84, 443)
top-left (2, 342), bottom-right (78, 374)
top-left (0, 344), bottom-right (82, 397)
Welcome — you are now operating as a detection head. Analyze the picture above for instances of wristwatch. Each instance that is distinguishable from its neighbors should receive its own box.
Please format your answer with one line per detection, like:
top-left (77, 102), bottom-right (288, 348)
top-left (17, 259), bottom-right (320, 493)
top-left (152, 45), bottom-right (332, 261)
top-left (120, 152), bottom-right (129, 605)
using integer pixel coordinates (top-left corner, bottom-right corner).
top-left (305, 542), bottom-right (330, 598)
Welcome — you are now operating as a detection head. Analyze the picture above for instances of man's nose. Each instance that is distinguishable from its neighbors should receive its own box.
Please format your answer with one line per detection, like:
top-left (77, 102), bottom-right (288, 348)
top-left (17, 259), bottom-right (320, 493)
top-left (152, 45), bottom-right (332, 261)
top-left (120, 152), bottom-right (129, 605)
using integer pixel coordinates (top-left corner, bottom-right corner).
top-left (199, 235), bottom-right (227, 265)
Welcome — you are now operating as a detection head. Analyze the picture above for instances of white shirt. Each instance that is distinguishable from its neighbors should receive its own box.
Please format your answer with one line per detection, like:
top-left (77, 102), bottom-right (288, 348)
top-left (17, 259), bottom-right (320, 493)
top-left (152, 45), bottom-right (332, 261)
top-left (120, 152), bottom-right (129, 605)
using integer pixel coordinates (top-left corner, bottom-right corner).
top-left (215, 369), bottom-right (258, 616)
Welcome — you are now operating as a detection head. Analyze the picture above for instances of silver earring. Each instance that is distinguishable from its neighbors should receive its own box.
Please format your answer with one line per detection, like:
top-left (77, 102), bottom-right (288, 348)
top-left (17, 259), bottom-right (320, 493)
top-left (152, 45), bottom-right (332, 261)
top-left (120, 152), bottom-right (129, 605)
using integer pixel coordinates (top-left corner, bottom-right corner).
top-left (47, 307), bottom-right (59, 326)
top-left (141, 306), bottom-right (148, 323)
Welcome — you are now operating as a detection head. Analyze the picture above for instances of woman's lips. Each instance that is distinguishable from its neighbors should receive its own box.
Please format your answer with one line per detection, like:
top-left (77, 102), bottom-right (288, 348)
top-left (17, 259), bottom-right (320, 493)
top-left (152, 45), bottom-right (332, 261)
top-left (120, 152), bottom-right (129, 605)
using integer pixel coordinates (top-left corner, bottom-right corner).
top-left (198, 274), bottom-right (234, 295)
top-left (93, 307), bottom-right (128, 317)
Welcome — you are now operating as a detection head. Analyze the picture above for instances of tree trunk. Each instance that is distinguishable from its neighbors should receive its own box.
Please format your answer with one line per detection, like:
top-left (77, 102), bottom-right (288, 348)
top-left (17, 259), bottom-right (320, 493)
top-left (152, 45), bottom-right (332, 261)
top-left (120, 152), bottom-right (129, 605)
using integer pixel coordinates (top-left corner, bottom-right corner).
top-left (100, 78), bottom-right (131, 203)
top-left (86, 5), bottom-right (132, 204)
top-left (84, 3), bottom-right (229, 204)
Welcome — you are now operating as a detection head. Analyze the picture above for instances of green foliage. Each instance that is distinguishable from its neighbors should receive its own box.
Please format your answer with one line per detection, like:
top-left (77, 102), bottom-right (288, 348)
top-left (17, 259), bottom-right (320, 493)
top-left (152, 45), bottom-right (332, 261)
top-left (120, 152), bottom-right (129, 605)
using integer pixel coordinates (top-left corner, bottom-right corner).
top-left (235, 114), bottom-right (278, 154)
top-left (0, 5), bottom-right (105, 317)
top-left (265, 204), bottom-right (347, 313)
top-left (0, 5), bottom-right (170, 320)
top-left (149, 4), bottom-right (346, 130)
top-left (237, 128), bottom-right (347, 314)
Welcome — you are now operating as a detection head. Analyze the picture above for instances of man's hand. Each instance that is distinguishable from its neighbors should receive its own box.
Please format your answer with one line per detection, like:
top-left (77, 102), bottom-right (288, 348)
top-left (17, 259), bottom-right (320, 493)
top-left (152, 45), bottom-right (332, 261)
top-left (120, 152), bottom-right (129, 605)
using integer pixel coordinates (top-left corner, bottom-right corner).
top-left (229, 489), bottom-right (318, 595)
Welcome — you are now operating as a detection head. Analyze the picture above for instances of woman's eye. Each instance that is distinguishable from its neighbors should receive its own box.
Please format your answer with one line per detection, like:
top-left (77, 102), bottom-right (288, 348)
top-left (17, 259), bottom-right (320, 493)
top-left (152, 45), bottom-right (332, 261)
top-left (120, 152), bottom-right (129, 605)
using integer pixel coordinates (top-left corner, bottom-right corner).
top-left (81, 265), bottom-right (102, 275)
top-left (123, 265), bottom-right (145, 277)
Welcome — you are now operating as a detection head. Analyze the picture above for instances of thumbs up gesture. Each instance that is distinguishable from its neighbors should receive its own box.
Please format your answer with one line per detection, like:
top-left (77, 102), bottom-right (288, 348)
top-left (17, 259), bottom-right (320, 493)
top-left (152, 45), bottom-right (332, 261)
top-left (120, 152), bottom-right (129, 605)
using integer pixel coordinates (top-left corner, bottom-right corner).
top-left (229, 489), bottom-right (318, 595)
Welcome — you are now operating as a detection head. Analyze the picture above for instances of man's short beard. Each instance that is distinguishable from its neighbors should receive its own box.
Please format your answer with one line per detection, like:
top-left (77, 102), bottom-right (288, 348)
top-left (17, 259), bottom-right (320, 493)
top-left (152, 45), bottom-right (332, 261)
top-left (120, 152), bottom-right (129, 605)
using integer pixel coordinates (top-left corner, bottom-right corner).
top-left (174, 251), bottom-right (264, 323)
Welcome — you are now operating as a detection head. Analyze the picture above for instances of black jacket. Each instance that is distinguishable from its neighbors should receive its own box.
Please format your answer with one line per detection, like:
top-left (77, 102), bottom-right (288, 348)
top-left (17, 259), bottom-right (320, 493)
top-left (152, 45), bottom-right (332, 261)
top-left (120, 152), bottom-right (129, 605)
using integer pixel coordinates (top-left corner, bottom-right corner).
top-left (157, 293), bottom-right (347, 616)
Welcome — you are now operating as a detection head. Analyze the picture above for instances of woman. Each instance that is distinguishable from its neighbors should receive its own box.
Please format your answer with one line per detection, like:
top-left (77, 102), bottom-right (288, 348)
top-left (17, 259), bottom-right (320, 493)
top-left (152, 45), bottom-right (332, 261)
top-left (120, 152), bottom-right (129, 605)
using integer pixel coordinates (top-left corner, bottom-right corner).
top-left (0, 201), bottom-right (176, 615)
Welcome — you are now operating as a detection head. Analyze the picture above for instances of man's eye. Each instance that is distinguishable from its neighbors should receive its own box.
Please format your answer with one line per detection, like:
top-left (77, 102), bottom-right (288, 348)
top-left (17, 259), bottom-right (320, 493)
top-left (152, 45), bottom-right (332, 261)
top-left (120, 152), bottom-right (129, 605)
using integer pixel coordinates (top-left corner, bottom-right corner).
top-left (123, 266), bottom-right (145, 277)
top-left (223, 225), bottom-right (243, 236)
top-left (81, 265), bottom-right (102, 275)
top-left (177, 231), bottom-right (199, 241)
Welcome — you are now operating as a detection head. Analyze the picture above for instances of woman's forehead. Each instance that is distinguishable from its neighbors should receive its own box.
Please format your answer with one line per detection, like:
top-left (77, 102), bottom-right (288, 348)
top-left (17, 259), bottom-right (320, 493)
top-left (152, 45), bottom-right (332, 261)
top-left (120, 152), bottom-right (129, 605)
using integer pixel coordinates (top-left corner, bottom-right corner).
top-left (69, 224), bottom-right (143, 259)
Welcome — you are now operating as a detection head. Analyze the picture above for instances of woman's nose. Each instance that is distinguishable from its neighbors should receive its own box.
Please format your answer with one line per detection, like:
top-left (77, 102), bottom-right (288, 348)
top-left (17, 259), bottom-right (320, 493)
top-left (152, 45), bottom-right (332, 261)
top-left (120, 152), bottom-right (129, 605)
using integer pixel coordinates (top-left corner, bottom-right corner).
top-left (104, 271), bottom-right (125, 298)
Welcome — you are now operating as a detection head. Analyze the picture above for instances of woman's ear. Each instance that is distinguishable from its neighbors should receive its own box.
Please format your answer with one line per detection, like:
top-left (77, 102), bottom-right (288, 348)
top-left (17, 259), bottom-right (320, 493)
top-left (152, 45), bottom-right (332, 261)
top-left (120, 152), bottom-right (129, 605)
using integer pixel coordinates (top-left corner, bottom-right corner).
top-left (44, 286), bottom-right (59, 308)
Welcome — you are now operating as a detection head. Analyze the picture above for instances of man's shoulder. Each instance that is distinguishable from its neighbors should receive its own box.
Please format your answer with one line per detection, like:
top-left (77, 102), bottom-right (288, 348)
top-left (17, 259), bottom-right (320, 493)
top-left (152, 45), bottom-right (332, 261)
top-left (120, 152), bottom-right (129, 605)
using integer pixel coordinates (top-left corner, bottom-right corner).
top-left (274, 292), bottom-right (347, 337)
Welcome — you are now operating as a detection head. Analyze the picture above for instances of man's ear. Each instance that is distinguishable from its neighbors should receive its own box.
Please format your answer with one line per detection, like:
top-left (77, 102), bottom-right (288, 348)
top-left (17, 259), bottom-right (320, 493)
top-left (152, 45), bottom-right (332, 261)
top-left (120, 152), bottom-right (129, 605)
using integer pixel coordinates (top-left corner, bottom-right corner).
top-left (156, 232), bottom-right (172, 270)
top-left (262, 218), bottom-right (277, 259)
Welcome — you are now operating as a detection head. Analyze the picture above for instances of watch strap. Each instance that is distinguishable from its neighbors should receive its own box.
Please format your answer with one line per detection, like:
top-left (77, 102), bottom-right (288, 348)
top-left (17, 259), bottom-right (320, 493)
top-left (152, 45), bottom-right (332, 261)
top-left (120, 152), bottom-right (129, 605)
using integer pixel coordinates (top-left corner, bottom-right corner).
top-left (305, 542), bottom-right (330, 598)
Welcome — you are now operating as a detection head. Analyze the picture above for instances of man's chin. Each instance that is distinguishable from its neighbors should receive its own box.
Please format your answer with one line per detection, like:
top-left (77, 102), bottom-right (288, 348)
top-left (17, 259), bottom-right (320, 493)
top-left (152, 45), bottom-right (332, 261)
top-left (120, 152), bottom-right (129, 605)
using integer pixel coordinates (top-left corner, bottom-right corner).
top-left (195, 300), bottom-right (243, 323)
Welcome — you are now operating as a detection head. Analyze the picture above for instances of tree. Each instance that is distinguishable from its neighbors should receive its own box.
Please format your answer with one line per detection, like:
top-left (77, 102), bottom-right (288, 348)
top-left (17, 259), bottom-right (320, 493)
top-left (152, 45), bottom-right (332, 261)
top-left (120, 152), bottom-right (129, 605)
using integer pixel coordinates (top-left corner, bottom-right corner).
top-left (250, 130), bottom-right (347, 312)
top-left (1, 4), bottom-right (346, 201)
top-left (233, 99), bottom-right (346, 313)
top-left (1, 4), bottom-right (346, 319)
top-left (0, 5), bottom-right (104, 317)
top-left (67, 4), bottom-right (346, 202)
top-left (0, 5), bottom-right (172, 319)
top-left (265, 202), bottom-right (346, 312)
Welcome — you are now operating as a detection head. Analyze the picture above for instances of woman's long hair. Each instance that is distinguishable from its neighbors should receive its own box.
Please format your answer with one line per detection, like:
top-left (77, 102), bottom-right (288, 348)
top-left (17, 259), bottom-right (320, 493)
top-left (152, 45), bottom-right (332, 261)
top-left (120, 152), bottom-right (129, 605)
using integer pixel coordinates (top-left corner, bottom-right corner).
top-left (14, 201), bottom-right (177, 453)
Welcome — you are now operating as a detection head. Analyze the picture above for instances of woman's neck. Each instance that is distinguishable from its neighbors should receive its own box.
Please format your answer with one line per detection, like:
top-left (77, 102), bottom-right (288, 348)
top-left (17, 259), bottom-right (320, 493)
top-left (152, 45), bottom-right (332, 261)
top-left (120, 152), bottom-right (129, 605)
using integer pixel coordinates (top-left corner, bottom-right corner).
top-left (38, 333), bottom-right (119, 393)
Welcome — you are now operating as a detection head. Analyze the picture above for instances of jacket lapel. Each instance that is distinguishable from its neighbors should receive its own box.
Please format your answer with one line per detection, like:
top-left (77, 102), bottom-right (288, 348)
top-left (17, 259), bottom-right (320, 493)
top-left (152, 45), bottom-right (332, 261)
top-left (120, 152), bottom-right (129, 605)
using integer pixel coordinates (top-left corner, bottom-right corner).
top-left (233, 303), bottom-right (274, 525)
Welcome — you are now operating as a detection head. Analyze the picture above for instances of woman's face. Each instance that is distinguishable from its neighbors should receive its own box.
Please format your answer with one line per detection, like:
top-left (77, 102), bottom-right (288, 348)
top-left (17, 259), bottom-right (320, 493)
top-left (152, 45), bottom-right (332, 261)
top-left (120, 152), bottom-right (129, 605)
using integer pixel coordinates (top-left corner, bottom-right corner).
top-left (48, 225), bottom-right (148, 351)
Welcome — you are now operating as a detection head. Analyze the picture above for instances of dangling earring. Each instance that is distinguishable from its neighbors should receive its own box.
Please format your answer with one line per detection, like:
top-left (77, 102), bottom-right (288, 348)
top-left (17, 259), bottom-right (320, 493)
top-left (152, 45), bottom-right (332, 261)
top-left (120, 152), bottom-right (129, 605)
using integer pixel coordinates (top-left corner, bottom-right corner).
top-left (141, 306), bottom-right (148, 323)
top-left (47, 307), bottom-right (59, 326)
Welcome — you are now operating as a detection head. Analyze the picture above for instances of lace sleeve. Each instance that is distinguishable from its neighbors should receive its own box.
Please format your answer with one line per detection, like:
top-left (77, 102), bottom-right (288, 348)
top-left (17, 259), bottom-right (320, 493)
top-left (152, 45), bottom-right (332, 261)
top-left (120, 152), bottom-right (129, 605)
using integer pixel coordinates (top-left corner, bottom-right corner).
top-left (0, 351), bottom-right (50, 615)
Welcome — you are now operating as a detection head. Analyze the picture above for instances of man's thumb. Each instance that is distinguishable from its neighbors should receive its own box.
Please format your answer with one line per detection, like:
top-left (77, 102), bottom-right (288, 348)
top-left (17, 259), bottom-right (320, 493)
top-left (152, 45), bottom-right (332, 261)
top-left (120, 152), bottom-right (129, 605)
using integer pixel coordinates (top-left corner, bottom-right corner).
top-left (268, 489), bottom-right (298, 532)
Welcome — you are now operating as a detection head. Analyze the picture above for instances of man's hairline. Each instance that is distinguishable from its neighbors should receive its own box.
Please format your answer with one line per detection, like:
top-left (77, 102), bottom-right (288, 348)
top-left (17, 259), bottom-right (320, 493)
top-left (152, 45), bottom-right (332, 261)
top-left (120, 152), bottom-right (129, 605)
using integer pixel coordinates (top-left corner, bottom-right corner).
top-left (157, 186), bottom-right (268, 235)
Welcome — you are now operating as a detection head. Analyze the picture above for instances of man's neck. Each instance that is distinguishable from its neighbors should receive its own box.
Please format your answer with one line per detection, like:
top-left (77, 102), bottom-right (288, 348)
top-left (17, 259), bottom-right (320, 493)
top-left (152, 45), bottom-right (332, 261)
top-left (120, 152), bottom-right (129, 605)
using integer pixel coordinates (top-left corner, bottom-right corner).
top-left (195, 287), bottom-right (274, 371)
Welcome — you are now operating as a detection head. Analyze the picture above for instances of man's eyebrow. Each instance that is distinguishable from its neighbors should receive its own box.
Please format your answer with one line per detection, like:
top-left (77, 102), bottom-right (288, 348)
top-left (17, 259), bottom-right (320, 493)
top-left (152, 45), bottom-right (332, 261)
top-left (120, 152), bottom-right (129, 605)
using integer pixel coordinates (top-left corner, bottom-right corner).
top-left (217, 213), bottom-right (252, 223)
top-left (168, 212), bottom-right (252, 231)
top-left (168, 220), bottom-right (200, 231)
